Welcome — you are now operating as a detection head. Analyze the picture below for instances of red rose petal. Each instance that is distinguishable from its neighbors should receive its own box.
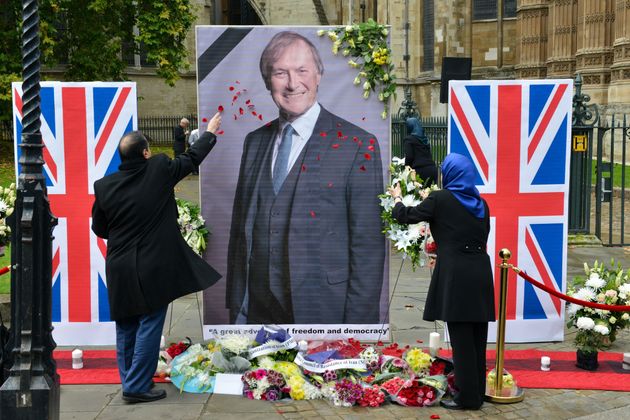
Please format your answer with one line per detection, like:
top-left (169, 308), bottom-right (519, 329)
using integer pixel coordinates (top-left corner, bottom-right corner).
top-left (245, 99), bottom-right (251, 105)
top-left (316, 154), bottom-right (320, 161)
top-left (416, 339), bottom-right (424, 344)
top-left (320, 132), bottom-right (327, 137)
top-left (342, 135), bottom-right (348, 140)
top-left (229, 86), bottom-right (234, 91)
top-left (332, 144), bottom-right (340, 149)
top-left (301, 164), bottom-right (307, 172)
top-left (202, 118), bottom-right (208, 123)
top-left (265, 122), bottom-right (272, 127)
top-left (358, 140), bottom-right (363, 146)
top-left (235, 80), bottom-right (240, 84)
top-left (310, 210), bottom-right (316, 218)
top-left (252, 111), bottom-right (257, 116)
top-left (352, 136), bottom-right (358, 142)
top-left (218, 105), bottom-right (224, 112)
top-left (217, 130), bottom-right (224, 135)
top-left (258, 114), bottom-right (263, 120)
top-left (233, 95), bottom-right (238, 102)
top-left (233, 114), bottom-right (238, 120)
top-left (364, 153), bottom-right (371, 160)
top-left (359, 165), bottom-right (366, 172)
top-left (239, 107), bottom-right (244, 115)
top-left (369, 138), bottom-right (376, 145)
top-left (368, 145), bottom-right (375, 151)
top-left (430, 415), bottom-right (440, 419)
top-left (377, 341), bottom-right (384, 346)
top-left (337, 131), bottom-right (343, 138)
top-left (247, 104), bottom-right (255, 110)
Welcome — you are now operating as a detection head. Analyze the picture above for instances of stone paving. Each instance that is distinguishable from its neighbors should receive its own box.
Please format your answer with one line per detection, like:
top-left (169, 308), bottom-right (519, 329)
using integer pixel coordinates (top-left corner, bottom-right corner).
top-left (56, 175), bottom-right (630, 419)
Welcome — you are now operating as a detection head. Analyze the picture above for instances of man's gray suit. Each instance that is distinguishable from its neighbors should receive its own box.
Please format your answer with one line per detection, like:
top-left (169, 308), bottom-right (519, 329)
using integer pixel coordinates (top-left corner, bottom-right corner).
top-left (226, 106), bottom-right (385, 324)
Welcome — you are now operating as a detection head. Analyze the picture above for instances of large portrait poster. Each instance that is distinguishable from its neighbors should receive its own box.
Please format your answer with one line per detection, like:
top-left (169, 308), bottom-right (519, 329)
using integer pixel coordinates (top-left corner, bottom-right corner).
top-left (448, 79), bottom-right (572, 342)
top-left (196, 26), bottom-right (390, 341)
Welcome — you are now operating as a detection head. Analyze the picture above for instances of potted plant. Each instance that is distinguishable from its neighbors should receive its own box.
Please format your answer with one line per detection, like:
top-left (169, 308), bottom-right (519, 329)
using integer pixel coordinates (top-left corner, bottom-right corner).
top-left (567, 260), bottom-right (630, 370)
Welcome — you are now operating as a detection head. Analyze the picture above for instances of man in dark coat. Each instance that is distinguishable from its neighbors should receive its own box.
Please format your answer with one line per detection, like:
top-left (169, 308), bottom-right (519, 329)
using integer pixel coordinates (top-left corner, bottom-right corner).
top-left (226, 31), bottom-right (385, 325)
top-left (173, 117), bottom-right (189, 157)
top-left (91, 113), bottom-right (222, 403)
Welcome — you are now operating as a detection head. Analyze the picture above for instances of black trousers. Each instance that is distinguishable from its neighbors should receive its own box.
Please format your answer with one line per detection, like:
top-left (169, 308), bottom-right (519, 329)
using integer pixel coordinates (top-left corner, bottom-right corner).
top-left (447, 321), bottom-right (489, 409)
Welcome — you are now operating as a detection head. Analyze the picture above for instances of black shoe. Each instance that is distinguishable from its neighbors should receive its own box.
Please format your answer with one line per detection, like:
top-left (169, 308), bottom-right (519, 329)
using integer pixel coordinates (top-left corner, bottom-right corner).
top-left (122, 389), bottom-right (166, 403)
top-left (440, 399), bottom-right (465, 410)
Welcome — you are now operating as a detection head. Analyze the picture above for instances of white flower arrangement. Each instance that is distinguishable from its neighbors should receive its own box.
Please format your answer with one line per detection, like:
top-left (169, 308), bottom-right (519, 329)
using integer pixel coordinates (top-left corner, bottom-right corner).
top-left (567, 260), bottom-right (630, 353)
top-left (0, 183), bottom-right (16, 249)
top-left (176, 198), bottom-right (210, 255)
top-left (379, 157), bottom-right (439, 269)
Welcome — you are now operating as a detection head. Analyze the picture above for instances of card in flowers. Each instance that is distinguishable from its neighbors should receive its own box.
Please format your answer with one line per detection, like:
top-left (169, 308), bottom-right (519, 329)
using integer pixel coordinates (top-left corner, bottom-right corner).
top-left (380, 157), bottom-right (439, 269)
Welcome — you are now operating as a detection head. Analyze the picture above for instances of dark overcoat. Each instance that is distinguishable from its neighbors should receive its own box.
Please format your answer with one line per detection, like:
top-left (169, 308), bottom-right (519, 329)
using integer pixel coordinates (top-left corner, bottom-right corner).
top-left (393, 189), bottom-right (495, 322)
top-left (403, 135), bottom-right (438, 186)
top-left (226, 106), bottom-right (386, 324)
top-left (92, 132), bottom-right (221, 321)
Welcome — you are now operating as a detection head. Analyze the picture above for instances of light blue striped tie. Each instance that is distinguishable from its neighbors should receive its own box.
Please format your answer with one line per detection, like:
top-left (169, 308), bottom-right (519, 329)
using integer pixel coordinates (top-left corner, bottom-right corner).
top-left (273, 124), bottom-right (294, 194)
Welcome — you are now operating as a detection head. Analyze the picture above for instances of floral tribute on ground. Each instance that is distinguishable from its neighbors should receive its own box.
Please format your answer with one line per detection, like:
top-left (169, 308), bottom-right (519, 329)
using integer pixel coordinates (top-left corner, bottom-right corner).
top-left (566, 259), bottom-right (630, 369)
top-left (155, 326), bottom-right (458, 408)
top-left (0, 183), bottom-right (16, 254)
top-left (380, 157), bottom-right (438, 269)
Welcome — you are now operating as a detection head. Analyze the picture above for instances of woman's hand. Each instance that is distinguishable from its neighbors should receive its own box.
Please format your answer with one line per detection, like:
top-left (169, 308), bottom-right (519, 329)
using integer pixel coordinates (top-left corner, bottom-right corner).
top-left (388, 183), bottom-right (402, 199)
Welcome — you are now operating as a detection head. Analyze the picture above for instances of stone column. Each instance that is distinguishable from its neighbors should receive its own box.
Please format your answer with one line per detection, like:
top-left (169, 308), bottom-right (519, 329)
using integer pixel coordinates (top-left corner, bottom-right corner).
top-left (575, 0), bottom-right (615, 105)
top-left (609, 0), bottom-right (630, 108)
top-left (546, 0), bottom-right (577, 78)
top-left (516, 0), bottom-right (549, 79)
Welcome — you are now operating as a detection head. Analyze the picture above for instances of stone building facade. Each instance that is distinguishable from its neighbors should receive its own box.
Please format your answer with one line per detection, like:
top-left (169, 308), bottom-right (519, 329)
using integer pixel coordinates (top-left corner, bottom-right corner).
top-left (133, 0), bottom-right (630, 118)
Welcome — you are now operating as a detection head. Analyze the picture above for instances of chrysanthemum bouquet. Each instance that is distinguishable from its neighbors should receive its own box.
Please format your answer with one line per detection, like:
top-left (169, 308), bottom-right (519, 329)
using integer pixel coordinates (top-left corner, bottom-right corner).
top-left (241, 368), bottom-right (290, 401)
top-left (380, 157), bottom-right (439, 269)
top-left (176, 198), bottom-right (210, 255)
top-left (212, 334), bottom-right (253, 373)
top-left (566, 259), bottom-right (630, 353)
top-left (0, 183), bottom-right (16, 251)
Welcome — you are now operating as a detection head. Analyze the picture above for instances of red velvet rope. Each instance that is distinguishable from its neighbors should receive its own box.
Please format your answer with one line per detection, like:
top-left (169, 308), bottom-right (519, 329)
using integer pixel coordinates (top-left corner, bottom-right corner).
top-left (0, 266), bottom-right (9, 276)
top-left (516, 269), bottom-right (630, 312)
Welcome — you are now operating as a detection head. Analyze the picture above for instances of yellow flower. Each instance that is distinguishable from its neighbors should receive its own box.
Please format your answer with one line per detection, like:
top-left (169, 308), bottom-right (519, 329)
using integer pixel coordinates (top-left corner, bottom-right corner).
top-left (287, 375), bottom-right (305, 400)
top-left (348, 60), bottom-right (359, 68)
top-left (345, 25), bottom-right (353, 32)
top-left (383, 73), bottom-right (390, 81)
top-left (404, 348), bottom-right (432, 373)
top-left (348, 38), bottom-right (356, 48)
top-left (363, 81), bottom-right (371, 90)
top-left (381, 110), bottom-right (388, 119)
top-left (342, 49), bottom-right (350, 56)
top-left (378, 92), bottom-right (384, 101)
top-left (353, 76), bottom-right (361, 85)
top-left (317, 29), bottom-right (325, 36)
top-left (327, 31), bottom-right (338, 41)
top-left (382, 28), bottom-right (389, 36)
top-left (363, 90), bottom-right (370, 99)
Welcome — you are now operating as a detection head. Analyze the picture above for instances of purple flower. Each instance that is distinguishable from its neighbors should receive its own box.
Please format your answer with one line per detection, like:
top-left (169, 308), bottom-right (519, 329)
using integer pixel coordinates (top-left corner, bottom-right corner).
top-left (265, 388), bottom-right (280, 401)
top-left (323, 370), bottom-right (338, 382)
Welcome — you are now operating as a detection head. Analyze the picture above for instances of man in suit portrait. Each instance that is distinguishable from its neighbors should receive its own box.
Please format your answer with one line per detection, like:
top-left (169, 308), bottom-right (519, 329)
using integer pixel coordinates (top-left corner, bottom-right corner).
top-left (226, 31), bottom-right (385, 325)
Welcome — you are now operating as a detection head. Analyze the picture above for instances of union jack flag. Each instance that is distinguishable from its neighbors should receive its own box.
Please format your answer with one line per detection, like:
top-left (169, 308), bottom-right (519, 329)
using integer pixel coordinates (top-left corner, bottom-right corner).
top-left (448, 80), bottom-right (572, 342)
top-left (12, 82), bottom-right (137, 345)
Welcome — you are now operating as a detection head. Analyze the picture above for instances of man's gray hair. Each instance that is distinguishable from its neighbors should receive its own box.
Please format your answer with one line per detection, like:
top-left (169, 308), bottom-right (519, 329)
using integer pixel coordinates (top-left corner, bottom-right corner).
top-left (259, 31), bottom-right (324, 90)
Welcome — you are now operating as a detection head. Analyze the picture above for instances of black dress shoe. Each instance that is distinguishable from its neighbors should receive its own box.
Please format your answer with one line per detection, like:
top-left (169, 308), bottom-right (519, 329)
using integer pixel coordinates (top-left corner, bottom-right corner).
top-left (440, 399), bottom-right (465, 410)
top-left (122, 389), bottom-right (166, 403)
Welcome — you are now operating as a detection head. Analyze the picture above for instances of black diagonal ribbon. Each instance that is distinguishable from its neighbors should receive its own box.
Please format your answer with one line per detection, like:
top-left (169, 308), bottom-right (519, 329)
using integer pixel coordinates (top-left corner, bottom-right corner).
top-left (197, 28), bottom-right (254, 84)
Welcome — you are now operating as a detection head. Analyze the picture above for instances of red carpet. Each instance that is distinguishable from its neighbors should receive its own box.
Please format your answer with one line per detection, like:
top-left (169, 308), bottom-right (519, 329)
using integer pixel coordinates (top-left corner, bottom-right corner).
top-left (439, 349), bottom-right (629, 392)
top-left (54, 350), bottom-right (169, 385)
top-left (54, 349), bottom-right (629, 391)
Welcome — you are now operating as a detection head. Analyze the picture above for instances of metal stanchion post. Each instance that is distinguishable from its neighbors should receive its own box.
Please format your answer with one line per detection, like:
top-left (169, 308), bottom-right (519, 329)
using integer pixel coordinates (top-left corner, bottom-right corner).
top-left (485, 248), bottom-right (524, 403)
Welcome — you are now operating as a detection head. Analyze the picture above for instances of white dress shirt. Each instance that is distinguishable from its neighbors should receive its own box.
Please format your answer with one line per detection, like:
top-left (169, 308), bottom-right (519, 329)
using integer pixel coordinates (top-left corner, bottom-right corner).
top-left (271, 102), bottom-right (321, 175)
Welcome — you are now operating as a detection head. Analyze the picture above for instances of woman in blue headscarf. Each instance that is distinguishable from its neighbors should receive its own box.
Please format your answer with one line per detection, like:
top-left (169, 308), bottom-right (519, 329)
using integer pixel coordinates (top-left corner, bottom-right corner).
top-left (388, 153), bottom-right (495, 411)
top-left (404, 117), bottom-right (438, 186)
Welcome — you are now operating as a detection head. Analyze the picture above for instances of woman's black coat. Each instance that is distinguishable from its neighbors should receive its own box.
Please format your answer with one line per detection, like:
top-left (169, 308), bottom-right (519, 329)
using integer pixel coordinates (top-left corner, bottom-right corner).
top-left (403, 135), bottom-right (438, 186)
top-left (393, 190), bottom-right (495, 322)
top-left (92, 132), bottom-right (221, 321)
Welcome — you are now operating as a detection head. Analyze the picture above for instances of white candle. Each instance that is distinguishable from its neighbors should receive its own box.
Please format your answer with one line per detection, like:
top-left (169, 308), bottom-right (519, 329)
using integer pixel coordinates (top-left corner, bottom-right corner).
top-left (72, 348), bottom-right (83, 369)
top-left (429, 332), bottom-right (440, 357)
top-left (540, 356), bottom-right (550, 371)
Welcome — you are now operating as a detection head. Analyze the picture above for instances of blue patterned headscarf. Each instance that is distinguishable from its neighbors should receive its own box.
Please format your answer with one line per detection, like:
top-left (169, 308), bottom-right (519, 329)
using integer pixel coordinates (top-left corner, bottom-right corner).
top-left (441, 153), bottom-right (485, 218)
top-left (405, 117), bottom-right (428, 145)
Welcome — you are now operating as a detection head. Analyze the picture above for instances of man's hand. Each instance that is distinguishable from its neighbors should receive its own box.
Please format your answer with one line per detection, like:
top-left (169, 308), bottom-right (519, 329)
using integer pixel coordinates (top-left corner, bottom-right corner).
top-left (206, 112), bottom-right (222, 134)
